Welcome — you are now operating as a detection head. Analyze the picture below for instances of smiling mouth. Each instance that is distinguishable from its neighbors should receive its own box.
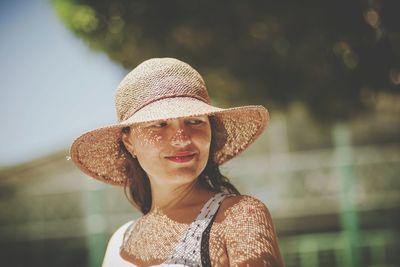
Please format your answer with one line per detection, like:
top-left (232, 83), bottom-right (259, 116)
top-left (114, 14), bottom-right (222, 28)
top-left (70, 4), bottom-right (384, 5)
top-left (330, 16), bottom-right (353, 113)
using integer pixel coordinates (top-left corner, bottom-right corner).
top-left (165, 153), bottom-right (196, 163)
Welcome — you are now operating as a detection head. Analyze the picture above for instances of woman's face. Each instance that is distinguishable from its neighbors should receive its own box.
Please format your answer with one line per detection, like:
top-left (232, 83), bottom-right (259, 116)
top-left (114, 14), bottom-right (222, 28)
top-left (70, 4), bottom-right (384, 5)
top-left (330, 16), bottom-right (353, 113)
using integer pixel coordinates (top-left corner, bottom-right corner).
top-left (122, 116), bottom-right (212, 186)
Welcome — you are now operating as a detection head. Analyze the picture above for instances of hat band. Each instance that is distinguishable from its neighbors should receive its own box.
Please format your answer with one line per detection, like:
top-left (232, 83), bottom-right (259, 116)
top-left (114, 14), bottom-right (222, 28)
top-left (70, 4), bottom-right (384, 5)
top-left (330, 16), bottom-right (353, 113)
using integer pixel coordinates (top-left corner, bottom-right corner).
top-left (121, 94), bottom-right (210, 121)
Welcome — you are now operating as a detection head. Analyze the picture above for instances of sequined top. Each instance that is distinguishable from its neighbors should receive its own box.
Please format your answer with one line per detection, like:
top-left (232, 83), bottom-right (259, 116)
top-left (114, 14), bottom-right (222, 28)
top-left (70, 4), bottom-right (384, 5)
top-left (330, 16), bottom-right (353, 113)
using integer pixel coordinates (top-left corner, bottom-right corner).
top-left (120, 195), bottom-right (283, 267)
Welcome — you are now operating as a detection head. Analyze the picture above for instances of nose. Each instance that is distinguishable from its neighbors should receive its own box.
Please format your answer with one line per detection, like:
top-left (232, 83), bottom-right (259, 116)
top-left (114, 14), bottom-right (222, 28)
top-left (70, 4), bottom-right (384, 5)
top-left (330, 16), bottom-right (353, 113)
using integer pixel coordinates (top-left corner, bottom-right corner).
top-left (170, 128), bottom-right (191, 147)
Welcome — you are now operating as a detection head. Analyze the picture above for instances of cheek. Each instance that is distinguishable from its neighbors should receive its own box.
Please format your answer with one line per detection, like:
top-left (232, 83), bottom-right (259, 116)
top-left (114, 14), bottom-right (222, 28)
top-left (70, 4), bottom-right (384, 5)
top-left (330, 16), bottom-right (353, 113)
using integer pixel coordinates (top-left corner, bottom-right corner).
top-left (131, 128), bottom-right (164, 148)
top-left (131, 131), bottom-right (164, 176)
top-left (193, 128), bottom-right (212, 153)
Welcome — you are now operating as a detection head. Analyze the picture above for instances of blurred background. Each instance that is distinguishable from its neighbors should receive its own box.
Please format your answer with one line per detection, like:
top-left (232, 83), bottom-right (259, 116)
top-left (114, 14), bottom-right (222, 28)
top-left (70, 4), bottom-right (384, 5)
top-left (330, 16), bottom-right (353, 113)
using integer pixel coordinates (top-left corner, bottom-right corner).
top-left (0, 0), bottom-right (399, 266)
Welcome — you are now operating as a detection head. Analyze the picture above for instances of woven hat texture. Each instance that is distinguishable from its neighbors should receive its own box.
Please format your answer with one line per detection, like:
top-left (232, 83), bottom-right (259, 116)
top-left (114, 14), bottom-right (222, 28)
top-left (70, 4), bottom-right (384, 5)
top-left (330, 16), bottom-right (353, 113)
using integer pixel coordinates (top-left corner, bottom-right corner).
top-left (70, 58), bottom-right (269, 186)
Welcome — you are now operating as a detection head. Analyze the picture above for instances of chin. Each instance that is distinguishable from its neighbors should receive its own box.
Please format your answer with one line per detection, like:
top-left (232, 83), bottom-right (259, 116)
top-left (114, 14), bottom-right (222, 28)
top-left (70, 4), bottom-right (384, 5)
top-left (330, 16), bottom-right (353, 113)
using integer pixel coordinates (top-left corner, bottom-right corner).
top-left (170, 170), bottom-right (201, 183)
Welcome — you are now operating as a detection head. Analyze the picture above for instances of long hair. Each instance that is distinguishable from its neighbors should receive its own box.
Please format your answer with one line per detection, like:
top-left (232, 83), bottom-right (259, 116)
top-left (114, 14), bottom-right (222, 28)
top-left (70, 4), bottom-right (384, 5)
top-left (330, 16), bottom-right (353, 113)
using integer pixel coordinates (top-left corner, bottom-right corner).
top-left (121, 116), bottom-right (240, 214)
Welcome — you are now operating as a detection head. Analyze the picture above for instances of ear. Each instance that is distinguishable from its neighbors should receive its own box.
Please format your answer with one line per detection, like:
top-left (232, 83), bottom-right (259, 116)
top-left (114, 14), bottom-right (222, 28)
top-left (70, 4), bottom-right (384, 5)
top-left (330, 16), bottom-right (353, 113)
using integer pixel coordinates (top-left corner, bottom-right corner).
top-left (121, 132), bottom-right (135, 154)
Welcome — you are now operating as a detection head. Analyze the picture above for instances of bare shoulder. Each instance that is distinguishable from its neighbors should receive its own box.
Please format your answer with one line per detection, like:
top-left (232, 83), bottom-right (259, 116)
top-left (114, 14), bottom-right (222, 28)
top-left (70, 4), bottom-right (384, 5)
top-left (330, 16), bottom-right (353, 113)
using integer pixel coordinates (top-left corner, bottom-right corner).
top-left (218, 194), bottom-right (271, 219)
top-left (102, 220), bottom-right (136, 267)
top-left (222, 194), bottom-right (268, 206)
top-left (218, 195), bottom-right (285, 267)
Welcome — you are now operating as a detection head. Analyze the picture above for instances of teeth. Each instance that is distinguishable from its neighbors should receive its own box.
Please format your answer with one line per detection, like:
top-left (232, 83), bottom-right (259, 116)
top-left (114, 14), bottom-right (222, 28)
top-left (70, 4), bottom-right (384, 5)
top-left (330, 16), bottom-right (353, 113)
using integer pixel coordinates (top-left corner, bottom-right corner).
top-left (171, 155), bottom-right (192, 160)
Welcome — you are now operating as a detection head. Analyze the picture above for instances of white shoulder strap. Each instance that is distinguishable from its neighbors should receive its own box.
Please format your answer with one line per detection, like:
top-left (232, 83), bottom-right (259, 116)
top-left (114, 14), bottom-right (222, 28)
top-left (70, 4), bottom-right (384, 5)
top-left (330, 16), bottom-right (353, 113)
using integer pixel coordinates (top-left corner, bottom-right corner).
top-left (162, 192), bottom-right (233, 267)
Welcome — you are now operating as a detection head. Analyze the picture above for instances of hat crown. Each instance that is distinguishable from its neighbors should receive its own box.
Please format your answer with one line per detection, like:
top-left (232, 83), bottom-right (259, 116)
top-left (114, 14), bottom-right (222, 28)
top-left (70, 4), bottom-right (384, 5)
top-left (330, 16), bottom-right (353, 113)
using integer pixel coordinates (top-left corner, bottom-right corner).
top-left (115, 58), bottom-right (209, 122)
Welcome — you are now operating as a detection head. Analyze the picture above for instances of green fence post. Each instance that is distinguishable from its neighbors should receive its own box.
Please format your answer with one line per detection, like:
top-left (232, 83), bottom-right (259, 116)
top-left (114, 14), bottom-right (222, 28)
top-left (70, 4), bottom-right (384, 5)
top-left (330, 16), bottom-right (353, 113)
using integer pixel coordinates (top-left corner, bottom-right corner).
top-left (333, 123), bottom-right (360, 267)
top-left (83, 181), bottom-right (107, 267)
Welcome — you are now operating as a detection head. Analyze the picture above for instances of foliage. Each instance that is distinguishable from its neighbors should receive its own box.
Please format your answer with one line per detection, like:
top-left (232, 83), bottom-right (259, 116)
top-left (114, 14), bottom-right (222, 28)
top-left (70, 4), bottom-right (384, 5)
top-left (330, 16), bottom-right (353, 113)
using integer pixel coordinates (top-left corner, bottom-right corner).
top-left (52, 0), bottom-right (400, 122)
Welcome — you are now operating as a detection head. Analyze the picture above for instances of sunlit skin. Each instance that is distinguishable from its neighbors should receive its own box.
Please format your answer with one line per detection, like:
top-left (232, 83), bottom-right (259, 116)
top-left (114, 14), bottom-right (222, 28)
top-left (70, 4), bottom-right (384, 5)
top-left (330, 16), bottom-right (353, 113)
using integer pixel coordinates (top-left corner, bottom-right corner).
top-left (122, 115), bottom-right (212, 211)
top-left (118, 116), bottom-right (284, 267)
top-left (112, 115), bottom-right (284, 267)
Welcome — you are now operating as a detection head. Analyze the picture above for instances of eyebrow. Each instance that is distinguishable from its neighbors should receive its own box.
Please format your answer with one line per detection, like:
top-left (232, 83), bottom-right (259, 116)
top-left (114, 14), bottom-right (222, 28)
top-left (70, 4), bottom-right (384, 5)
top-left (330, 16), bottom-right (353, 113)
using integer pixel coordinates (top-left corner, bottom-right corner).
top-left (140, 120), bottom-right (165, 126)
top-left (185, 115), bottom-right (207, 120)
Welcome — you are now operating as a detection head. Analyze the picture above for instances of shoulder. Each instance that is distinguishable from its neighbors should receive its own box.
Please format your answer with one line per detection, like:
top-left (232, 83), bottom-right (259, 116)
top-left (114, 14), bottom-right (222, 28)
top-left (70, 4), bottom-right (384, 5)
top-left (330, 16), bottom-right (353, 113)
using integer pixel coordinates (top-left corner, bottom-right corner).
top-left (216, 194), bottom-right (276, 240)
top-left (222, 194), bottom-right (268, 207)
top-left (102, 220), bottom-right (136, 267)
top-left (108, 220), bottom-right (135, 248)
top-left (218, 195), bottom-right (285, 266)
top-left (219, 194), bottom-right (271, 221)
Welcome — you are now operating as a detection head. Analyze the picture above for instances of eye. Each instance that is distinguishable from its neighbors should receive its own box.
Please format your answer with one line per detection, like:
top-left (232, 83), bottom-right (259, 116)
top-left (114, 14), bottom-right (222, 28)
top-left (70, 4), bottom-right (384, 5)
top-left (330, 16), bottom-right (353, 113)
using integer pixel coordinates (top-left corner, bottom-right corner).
top-left (186, 118), bottom-right (204, 125)
top-left (149, 121), bottom-right (167, 128)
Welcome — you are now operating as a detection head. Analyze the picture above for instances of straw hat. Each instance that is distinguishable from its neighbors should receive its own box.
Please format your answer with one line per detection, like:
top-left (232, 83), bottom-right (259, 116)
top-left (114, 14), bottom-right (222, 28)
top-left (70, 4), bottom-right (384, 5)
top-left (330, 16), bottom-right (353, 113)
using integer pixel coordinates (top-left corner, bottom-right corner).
top-left (70, 58), bottom-right (269, 186)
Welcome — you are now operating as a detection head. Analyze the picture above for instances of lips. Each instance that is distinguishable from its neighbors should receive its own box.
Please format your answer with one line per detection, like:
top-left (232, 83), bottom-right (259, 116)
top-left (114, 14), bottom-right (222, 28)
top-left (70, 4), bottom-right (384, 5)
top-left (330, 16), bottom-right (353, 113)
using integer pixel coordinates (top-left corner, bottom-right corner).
top-left (165, 152), bottom-right (196, 163)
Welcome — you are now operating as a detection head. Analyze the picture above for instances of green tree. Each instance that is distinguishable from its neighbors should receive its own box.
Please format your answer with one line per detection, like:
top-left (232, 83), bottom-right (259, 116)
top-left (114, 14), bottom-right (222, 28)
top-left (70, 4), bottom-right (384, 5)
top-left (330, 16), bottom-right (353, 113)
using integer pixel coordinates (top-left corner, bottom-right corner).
top-left (52, 0), bottom-right (400, 122)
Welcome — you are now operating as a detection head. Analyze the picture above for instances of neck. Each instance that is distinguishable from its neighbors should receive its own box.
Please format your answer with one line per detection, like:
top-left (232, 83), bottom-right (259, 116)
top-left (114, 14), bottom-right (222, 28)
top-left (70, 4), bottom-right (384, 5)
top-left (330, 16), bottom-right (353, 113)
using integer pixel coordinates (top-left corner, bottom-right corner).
top-left (149, 178), bottom-right (208, 212)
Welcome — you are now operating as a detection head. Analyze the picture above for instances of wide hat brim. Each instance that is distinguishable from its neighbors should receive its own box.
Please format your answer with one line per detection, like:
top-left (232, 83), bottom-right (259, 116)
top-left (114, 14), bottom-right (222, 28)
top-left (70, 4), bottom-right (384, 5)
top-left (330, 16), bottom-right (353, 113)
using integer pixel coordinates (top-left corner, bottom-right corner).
top-left (70, 97), bottom-right (268, 186)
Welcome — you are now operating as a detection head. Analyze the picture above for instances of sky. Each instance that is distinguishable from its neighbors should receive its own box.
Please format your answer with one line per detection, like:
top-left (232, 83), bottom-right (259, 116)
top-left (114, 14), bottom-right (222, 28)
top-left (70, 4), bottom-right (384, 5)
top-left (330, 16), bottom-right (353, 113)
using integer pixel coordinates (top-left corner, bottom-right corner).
top-left (0, 0), bottom-right (127, 166)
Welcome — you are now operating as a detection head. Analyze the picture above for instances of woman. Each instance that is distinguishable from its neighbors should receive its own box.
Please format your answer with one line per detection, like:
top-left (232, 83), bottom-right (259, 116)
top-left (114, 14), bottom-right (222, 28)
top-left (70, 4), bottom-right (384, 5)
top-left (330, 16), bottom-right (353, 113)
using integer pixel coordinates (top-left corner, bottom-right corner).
top-left (70, 58), bottom-right (284, 267)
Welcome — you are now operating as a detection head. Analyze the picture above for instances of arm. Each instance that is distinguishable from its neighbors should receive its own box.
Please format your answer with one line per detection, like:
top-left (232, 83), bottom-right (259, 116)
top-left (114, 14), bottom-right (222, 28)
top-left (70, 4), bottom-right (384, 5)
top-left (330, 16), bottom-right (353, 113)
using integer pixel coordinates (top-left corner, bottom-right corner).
top-left (223, 196), bottom-right (284, 267)
top-left (102, 221), bottom-right (136, 267)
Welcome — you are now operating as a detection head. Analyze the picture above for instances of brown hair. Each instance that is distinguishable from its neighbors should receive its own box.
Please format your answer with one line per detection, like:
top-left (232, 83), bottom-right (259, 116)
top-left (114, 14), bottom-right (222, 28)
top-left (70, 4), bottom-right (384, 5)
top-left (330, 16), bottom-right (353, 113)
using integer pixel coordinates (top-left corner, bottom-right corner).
top-left (121, 116), bottom-right (240, 214)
